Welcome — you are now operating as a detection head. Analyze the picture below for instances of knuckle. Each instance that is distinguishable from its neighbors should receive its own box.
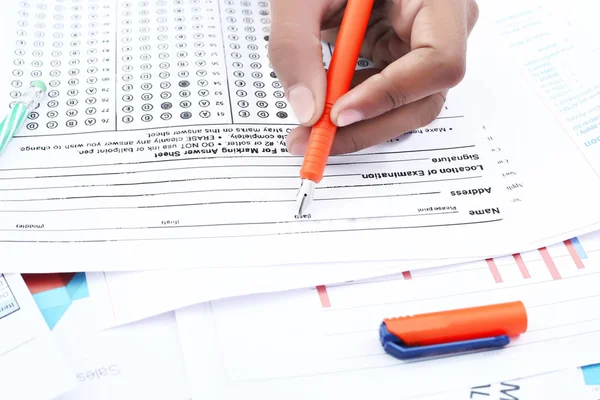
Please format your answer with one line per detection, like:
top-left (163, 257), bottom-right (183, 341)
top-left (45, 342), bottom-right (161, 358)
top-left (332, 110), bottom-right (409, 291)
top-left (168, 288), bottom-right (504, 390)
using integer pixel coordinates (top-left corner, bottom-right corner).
top-left (267, 24), bottom-right (322, 71)
top-left (267, 35), bottom-right (296, 69)
top-left (345, 133), bottom-right (368, 154)
top-left (375, 70), bottom-right (408, 109)
top-left (467, 0), bottom-right (480, 29)
top-left (434, 52), bottom-right (467, 88)
top-left (420, 93), bottom-right (445, 126)
top-left (333, 132), bottom-right (369, 154)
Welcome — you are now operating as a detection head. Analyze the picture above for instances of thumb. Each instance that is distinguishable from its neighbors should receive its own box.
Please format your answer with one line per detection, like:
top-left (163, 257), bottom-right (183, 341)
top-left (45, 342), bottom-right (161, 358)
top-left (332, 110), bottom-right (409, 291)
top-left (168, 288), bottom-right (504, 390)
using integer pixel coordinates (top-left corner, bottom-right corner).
top-left (268, 0), bottom-right (328, 126)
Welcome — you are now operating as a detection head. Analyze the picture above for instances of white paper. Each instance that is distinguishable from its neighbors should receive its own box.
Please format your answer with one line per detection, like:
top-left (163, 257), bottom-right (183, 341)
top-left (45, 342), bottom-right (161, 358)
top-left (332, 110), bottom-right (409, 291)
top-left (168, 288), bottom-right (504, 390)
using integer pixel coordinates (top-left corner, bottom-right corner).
top-left (586, 385), bottom-right (600, 399)
top-left (175, 243), bottom-right (600, 399)
top-left (88, 229), bottom-right (600, 329)
top-left (0, 0), bottom-right (600, 272)
top-left (0, 273), bottom-right (76, 400)
top-left (481, 0), bottom-right (600, 166)
top-left (86, 257), bottom-right (470, 328)
top-left (586, 388), bottom-right (600, 400)
top-left (51, 298), bottom-right (191, 400)
top-left (418, 368), bottom-right (590, 400)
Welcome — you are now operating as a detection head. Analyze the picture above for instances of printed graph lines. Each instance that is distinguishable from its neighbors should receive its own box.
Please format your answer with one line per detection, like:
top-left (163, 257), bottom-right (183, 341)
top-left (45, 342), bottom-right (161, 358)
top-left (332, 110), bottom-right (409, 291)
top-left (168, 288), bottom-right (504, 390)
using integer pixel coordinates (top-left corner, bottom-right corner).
top-left (489, 238), bottom-right (585, 283)
top-left (512, 253), bottom-right (531, 279)
top-left (315, 238), bottom-right (587, 307)
top-left (565, 238), bottom-right (586, 269)
top-left (316, 270), bottom-right (414, 308)
top-left (486, 258), bottom-right (503, 283)
top-left (539, 247), bottom-right (562, 280)
top-left (316, 285), bottom-right (331, 308)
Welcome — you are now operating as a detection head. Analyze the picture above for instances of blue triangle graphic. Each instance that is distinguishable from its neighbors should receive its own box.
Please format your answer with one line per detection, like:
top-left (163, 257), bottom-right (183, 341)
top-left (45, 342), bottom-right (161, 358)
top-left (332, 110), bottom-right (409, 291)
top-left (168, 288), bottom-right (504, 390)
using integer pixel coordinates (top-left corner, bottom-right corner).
top-left (32, 272), bottom-right (89, 330)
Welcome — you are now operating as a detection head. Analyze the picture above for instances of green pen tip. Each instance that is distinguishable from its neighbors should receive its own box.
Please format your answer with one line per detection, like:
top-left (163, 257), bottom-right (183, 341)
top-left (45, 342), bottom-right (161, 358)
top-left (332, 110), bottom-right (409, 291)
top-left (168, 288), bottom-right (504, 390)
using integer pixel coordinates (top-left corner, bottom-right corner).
top-left (31, 80), bottom-right (47, 92)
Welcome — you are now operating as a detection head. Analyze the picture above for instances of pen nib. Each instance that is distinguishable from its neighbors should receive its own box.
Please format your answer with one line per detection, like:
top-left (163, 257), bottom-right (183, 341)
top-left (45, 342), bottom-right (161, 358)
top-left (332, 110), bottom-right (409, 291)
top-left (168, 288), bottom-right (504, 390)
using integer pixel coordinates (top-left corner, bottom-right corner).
top-left (295, 179), bottom-right (316, 215)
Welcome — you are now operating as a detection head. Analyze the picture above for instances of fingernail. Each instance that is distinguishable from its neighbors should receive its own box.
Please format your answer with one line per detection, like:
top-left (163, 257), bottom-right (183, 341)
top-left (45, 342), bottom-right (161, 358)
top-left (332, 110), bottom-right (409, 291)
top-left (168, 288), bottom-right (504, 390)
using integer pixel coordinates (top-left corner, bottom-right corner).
top-left (288, 137), bottom-right (308, 156)
top-left (288, 86), bottom-right (315, 124)
top-left (336, 109), bottom-right (363, 127)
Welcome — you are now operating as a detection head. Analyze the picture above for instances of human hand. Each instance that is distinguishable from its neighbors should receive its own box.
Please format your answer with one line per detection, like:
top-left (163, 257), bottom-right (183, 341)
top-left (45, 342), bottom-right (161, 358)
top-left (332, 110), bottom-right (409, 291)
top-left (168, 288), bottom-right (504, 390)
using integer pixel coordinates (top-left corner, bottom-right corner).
top-left (268, 0), bottom-right (479, 155)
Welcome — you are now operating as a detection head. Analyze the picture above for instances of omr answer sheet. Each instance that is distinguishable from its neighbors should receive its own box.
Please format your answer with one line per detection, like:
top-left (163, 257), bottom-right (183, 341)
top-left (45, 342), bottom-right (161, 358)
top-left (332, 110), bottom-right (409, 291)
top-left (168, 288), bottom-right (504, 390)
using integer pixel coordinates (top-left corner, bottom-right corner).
top-left (2, 0), bottom-right (600, 272)
top-left (0, 273), bottom-right (76, 400)
top-left (174, 245), bottom-right (600, 399)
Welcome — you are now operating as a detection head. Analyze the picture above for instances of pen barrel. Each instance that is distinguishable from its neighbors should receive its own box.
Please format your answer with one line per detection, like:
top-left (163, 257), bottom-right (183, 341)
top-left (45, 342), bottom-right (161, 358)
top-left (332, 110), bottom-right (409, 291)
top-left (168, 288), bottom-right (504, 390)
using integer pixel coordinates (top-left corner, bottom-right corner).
top-left (325, 0), bottom-right (376, 102)
top-left (17, 85), bottom-right (45, 112)
top-left (0, 103), bottom-right (29, 153)
top-left (300, 104), bottom-right (336, 183)
top-left (384, 301), bottom-right (528, 347)
top-left (297, 0), bottom-right (375, 183)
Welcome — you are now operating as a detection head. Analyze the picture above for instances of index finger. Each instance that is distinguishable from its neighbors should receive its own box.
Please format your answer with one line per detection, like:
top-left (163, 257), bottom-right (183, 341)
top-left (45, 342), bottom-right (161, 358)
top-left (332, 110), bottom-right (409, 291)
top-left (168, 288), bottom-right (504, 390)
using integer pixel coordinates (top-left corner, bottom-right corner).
top-left (329, 0), bottom-right (476, 127)
top-left (268, 0), bottom-right (329, 125)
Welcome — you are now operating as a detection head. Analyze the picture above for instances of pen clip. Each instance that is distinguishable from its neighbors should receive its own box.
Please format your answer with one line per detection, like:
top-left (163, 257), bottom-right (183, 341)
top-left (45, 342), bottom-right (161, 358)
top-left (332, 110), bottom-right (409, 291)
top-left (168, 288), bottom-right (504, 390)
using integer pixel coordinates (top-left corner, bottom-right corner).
top-left (379, 322), bottom-right (510, 360)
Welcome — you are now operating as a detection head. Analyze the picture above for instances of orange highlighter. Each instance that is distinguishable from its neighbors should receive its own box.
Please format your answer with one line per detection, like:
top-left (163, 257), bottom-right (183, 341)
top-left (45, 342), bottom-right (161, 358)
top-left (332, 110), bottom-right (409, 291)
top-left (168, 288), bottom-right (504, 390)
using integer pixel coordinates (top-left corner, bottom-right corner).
top-left (379, 301), bottom-right (528, 359)
top-left (295, 0), bottom-right (376, 214)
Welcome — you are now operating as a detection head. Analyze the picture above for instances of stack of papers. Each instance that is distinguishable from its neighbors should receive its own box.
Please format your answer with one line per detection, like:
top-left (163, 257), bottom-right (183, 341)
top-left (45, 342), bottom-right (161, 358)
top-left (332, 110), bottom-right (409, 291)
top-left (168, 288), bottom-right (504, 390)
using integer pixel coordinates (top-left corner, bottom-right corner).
top-left (4, 0), bottom-right (600, 398)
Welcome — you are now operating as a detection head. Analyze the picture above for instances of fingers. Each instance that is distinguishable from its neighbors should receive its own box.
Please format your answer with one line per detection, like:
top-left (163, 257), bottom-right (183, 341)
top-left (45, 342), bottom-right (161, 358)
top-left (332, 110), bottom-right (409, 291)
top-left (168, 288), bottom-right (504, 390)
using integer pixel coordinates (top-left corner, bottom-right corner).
top-left (287, 91), bottom-right (447, 156)
top-left (277, 34), bottom-right (384, 157)
top-left (350, 68), bottom-right (380, 89)
top-left (331, 91), bottom-right (447, 155)
top-left (323, 27), bottom-right (410, 70)
top-left (466, 0), bottom-right (480, 35)
top-left (320, 4), bottom-right (410, 69)
top-left (286, 68), bottom-right (379, 155)
top-left (268, 0), bottom-right (328, 126)
top-left (329, 0), bottom-right (473, 127)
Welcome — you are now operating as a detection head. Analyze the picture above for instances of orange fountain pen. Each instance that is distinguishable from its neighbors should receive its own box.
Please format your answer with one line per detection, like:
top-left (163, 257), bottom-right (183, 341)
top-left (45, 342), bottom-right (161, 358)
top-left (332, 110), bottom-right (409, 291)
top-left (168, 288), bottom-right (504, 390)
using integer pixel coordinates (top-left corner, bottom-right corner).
top-left (295, 0), bottom-right (376, 214)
